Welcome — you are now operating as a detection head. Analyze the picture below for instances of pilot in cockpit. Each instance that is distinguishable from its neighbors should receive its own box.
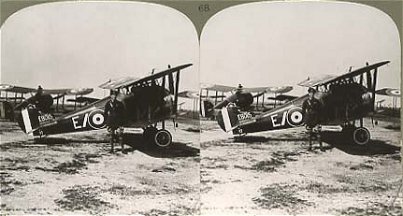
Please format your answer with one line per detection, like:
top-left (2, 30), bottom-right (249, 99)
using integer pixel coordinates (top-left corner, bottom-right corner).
top-left (236, 84), bottom-right (244, 94)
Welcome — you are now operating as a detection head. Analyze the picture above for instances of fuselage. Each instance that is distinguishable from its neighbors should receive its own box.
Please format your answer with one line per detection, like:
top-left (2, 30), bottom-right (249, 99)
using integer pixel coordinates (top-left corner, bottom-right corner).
top-left (216, 83), bottom-right (373, 135)
top-left (16, 85), bottom-right (174, 136)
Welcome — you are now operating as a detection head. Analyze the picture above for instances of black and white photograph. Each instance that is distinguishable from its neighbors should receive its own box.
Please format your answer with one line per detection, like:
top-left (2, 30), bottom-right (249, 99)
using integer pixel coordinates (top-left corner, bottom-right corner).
top-left (1, 1), bottom-right (200, 215)
top-left (1, 0), bottom-right (402, 215)
top-left (200, 1), bottom-right (401, 215)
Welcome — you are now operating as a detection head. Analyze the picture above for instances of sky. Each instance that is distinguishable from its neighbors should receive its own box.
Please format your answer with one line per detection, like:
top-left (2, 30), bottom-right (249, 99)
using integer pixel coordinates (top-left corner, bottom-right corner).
top-left (1, 1), bottom-right (401, 109)
top-left (201, 1), bottom-right (401, 106)
top-left (1, 1), bottom-right (199, 99)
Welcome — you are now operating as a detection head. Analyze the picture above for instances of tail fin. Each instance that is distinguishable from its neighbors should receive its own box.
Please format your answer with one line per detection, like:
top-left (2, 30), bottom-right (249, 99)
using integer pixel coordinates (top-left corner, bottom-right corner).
top-left (20, 108), bottom-right (35, 133)
top-left (17, 106), bottom-right (54, 134)
top-left (217, 106), bottom-right (241, 134)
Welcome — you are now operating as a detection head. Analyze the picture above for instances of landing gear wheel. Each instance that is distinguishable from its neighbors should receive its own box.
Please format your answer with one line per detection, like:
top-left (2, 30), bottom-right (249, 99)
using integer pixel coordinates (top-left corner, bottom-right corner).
top-left (153, 129), bottom-right (172, 148)
top-left (352, 127), bottom-right (370, 146)
top-left (143, 127), bottom-right (158, 143)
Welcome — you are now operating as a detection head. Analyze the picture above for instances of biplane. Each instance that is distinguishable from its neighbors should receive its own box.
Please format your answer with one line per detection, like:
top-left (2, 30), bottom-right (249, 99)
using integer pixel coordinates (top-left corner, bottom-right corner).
top-left (14, 63), bottom-right (192, 148)
top-left (0, 84), bottom-right (94, 120)
top-left (376, 88), bottom-right (400, 109)
top-left (177, 90), bottom-right (201, 119)
top-left (206, 61), bottom-right (391, 146)
top-left (199, 84), bottom-right (293, 118)
top-left (374, 88), bottom-right (400, 118)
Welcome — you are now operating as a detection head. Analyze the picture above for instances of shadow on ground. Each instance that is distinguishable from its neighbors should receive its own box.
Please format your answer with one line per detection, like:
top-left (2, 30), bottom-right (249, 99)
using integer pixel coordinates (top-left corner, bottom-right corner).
top-left (34, 137), bottom-right (107, 145)
top-left (0, 137), bottom-right (107, 150)
top-left (233, 135), bottom-right (307, 143)
top-left (1, 134), bottom-right (200, 159)
top-left (321, 131), bottom-right (400, 156)
top-left (123, 134), bottom-right (200, 158)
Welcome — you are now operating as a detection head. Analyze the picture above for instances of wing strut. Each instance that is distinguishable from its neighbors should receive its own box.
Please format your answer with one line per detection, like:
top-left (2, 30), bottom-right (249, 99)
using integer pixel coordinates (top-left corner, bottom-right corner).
top-left (162, 75), bottom-right (166, 91)
top-left (168, 73), bottom-right (174, 94)
top-left (366, 70), bottom-right (372, 90)
top-left (372, 68), bottom-right (378, 111)
top-left (174, 71), bottom-right (180, 113)
top-left (262, 93), bottom-right (265, 109)
top-left (56, 94), bottom-right (59, 112)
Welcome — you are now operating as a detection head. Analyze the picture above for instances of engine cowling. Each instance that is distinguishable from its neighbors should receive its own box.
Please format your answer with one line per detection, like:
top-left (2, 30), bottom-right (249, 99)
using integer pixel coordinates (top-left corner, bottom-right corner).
top-left (233, 92), bottom-right (254, 110)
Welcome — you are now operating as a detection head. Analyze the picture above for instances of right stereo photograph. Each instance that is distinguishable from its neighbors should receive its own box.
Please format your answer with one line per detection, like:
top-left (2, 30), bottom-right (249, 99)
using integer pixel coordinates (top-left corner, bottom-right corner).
top-left (199, 1), bottom-right (401, 215)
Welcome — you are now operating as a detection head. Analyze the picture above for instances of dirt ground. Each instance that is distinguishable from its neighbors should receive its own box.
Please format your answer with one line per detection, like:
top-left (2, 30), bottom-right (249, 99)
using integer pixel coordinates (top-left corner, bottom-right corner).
top-left (1, 117), bottom-right (401, 215)
top-left (0, 120), bottom-right (200, 215)
top-left (200, 118), bottom-right (402, 215)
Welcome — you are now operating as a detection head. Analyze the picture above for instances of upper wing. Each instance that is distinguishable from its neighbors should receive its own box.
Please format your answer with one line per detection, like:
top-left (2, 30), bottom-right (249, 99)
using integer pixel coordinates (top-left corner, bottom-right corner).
top-left (0, 84), bottom-right (36, 94)
top-left (178, 90), bottom-right (199, 99)
top-left (0, 84), bottom-right (93, 96)
top-left (99, 77), bottom-right (140, 90)
top-left (298, 75), bottom-right (337, 87)
top-left (376, 88), bottom-right (400, 97)
top-left (200, 84), bottom-right (236, 93)
top-left (44, 88), bottom-right (93, 95)
top-left (244, 86), bottom-right (293, 93)
top-left (99, 64), bottom-right (193, 90)
top-left (298, 61), bottom-right (390, 87)
top-left (243, 87), bottom-right (272, 93)
top-left (264, 86), bottom-right (293, 94)
top-left (201, 84), bottom-right (293, 94)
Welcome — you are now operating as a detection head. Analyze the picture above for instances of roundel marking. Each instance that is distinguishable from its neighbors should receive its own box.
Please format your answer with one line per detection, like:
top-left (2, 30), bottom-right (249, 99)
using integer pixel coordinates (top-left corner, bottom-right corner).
top-left (88, 109), bottom-right (106, 129)
top-left (188, 91), bottom-right (199, 99)
top-left (69, 88), bottom-right (81, 94)
top-left (287, 107), bottom-right (304, 127)
top-left (388, 89), bottom-right (401, 96)
top-left (0, 84), bottom-right (13, 90)
top-left (269, 87), bottom-right (281, 91)
top-left (69, 88), bottom-right (91, 94)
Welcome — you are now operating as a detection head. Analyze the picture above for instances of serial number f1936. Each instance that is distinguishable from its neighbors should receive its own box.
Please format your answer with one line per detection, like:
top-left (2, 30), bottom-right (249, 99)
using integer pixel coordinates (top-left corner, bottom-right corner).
top-left (38, 113), bottom-right (54, 123)
top-left (237, 112), bottom-right (253, 121)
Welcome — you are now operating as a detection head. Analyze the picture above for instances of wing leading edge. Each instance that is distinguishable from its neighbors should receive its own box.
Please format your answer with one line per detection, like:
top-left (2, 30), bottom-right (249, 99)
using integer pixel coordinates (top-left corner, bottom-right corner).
top-left (298, 61), bottom-right (390, 88)
top-left (99, 64), bottom-right (193, 90)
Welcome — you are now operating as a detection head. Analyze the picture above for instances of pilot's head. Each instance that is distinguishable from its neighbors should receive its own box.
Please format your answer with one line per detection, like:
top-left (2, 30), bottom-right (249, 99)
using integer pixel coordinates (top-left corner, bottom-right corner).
top-left (308, 87), bottom-right (316, 99)
top-left (37, 85), bottom-right (43, 95)
top-left (110, 90), bottom-right (118, 101)
top-left (236, 84), bottom-right (243, 94)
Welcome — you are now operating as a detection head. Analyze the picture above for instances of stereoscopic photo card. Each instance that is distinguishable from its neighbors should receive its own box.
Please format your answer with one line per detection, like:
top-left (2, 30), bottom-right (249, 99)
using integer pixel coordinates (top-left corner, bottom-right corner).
top-left (1, 0), bottom-right (401, 215)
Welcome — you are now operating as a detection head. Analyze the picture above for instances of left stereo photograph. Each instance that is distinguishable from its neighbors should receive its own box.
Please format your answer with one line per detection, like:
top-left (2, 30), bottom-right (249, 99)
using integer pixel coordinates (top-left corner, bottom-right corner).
top-left (0, 1), bottom-right (201, 215)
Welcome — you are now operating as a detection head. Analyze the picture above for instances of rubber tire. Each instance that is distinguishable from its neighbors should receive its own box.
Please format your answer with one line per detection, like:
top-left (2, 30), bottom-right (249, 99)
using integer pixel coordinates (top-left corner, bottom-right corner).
top-left (153, 129), bottom-right (172, 148)
top-left (352, 127), bottom-right (370, 146)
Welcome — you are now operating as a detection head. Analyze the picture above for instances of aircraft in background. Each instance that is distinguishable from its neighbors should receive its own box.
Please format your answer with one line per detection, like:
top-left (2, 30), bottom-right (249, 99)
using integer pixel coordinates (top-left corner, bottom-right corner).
top-left (375, 88), bottom-right (400, 97)
top-left (203, 61), bottom-right (391, 146)
top-left (177, 91), bottom-right (200, 119)
top-left (14, 64), bottom-right (192, 148)
top-left (199, 84), bottom-right (293, 118)
top-left (374, 88), bottom-right (400, 118)
top-left (0, 84), bottom-right (94, 120)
